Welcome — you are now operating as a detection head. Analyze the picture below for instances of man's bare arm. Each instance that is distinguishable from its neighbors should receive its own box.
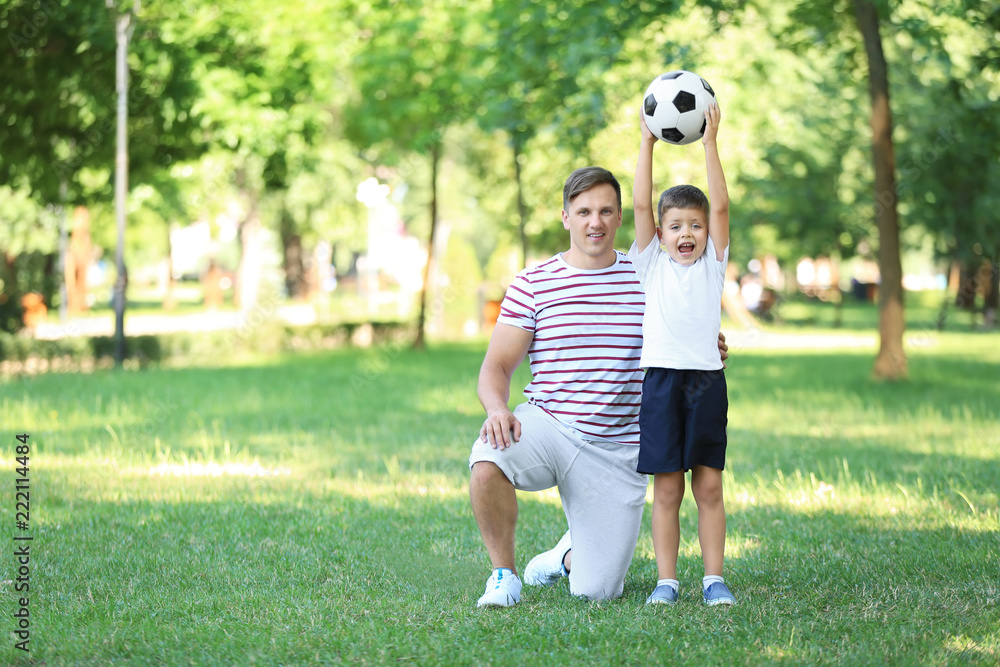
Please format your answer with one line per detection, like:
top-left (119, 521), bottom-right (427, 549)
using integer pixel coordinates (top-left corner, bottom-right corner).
top-left (478, 323), bottom-right (533, 449)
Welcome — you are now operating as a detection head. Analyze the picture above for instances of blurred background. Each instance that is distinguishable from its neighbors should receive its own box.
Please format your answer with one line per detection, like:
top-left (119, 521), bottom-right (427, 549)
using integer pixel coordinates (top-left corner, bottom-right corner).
top-left (1, 0), bottom-right (997, 367)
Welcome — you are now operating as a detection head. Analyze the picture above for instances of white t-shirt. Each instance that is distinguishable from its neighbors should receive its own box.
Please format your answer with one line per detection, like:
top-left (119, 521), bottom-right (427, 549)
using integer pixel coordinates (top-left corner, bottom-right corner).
top-left (498, 251), bottom-right (645, 445)
top-left (627, 235), bottom-right (728, 371)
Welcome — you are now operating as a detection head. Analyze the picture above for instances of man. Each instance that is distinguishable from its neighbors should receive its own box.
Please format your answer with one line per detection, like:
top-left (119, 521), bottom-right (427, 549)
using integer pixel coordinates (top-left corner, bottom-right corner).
top-left (469, 166), bottom-right (727, 606)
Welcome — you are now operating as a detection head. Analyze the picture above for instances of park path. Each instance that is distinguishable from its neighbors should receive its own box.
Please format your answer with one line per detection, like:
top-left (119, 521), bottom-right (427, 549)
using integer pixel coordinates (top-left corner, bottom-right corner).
top-left (31, 304), bottom-right (319, 339)
top-left (32, 308), bottom-right (878, 350)
top-left (723, 328), bottom-right (876, 350)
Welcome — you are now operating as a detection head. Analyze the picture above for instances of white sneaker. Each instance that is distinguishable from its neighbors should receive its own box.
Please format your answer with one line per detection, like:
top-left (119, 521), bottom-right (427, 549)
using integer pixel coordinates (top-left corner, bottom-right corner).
top-left (476, 568), bottom-right (522, 607)
top-left (523, 531), bottom-right (571, 586)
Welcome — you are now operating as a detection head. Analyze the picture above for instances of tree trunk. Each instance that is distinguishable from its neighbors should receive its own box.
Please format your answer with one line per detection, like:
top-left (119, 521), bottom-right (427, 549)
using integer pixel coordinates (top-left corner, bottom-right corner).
top-left (413, 142), bottom-right (440, 350)
top-left (235, 199), bottom-right (262, 312)
top-left (854, 0), bottom-right (907, 380)
top-left (935, 262), bottom-right (953, 331)
top-left (985, 261), bottom-right (999, 308)
top-left (163, 224), bottom-right (177, 310)
top-left (0, 251), bottom-right (23, 333)
top-left (65, 206), bottom-right (92, 314)
top-left (985, 260), bottom-right (998, 329)
top-left (513, 139), bottom-right (529, 271)
top-left (955, 261), bottom-right (978, 310)
top-left (280, 206), bottom-right (307, 300)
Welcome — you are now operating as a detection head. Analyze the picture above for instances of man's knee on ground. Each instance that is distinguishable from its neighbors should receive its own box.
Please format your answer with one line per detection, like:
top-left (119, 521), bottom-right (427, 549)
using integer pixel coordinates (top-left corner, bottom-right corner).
top-left (569, 578), bottom-right (624, 602)
top-left (569, 567), bottom-right (626, 601)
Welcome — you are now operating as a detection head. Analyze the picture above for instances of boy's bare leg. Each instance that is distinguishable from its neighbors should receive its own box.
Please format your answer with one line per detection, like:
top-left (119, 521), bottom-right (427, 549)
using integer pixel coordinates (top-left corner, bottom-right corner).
top-left (469, 461), bottom-right (518, 572)
top-left (691, 465), bottom-right (726, 576)
top-left (651, 471), bottom-right (686, 580)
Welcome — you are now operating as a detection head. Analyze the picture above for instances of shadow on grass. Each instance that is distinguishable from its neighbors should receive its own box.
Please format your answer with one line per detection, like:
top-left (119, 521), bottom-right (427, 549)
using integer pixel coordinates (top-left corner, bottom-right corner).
top-left (15, 344), bottom-right (491, 473)
top-left (727, 349), bottom-right (1000, 411)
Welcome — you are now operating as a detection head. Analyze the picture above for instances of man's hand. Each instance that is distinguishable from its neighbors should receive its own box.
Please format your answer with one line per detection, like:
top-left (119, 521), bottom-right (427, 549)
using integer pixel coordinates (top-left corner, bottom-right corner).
top-left (718, 331), bottom-right (729, 368)
top-left (480, 409), bottom-right (522, 450)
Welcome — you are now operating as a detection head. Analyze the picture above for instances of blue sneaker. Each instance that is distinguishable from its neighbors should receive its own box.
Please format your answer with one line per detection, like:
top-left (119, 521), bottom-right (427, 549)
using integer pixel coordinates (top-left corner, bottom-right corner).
top-left (645, 584), bottom-right (678, 605)
top-left (703, 581), bottom-right (735, 606)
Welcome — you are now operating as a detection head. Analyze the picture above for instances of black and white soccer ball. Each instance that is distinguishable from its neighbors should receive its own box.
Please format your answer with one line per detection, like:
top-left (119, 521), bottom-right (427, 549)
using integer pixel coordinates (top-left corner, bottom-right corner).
top-left (642, 70), bottom-right (717, 145)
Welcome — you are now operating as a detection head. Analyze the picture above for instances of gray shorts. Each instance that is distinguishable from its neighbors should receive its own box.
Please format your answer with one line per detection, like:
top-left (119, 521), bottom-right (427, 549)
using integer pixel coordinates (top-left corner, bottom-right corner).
top-left (469, 403), bottom-right (648, 600)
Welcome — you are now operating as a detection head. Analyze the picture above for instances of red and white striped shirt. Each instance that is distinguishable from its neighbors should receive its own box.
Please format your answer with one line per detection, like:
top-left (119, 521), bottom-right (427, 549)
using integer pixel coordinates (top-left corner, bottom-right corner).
top-left (498, 251), bottom-right (645, 445)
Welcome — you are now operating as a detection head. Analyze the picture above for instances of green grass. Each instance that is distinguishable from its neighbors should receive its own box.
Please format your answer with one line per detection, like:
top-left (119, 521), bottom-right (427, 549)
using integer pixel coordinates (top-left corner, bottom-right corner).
top-left (766, 289), bottom-right (982, 333)
top-left (1, 334), bottom-right (998, 665)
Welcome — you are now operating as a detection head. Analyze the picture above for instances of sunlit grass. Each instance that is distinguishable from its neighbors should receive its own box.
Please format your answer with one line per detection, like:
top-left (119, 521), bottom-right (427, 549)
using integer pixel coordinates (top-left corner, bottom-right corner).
top-left (766, 288), bottom-right (978, 333)
top-left (0, 335), bottom-right (997, 665)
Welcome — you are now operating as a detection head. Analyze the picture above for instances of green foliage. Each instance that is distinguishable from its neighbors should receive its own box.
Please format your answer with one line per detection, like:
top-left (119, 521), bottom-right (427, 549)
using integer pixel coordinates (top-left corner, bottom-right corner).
top-left (2, 0), bottom-right (998, 332)
top-left (477, 0), bottom-right (662, 150)
top-left (344, 2), bottom-right (479, 158)
top-left (0, 185), bottom-right (61, 256)
top-left (885, 2), bottom-right (1000, 265)
top-left (0, 0), bottom-right (212, 204)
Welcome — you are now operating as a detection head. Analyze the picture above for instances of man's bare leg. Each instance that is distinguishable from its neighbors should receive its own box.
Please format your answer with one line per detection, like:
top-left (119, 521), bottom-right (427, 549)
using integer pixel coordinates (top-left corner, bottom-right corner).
top-left (470, 461), bottom-right (518, 572)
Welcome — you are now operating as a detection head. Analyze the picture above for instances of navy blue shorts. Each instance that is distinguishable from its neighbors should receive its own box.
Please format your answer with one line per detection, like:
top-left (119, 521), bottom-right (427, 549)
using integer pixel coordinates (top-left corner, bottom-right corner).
top-left (637, 367), bottom-right (728, 474)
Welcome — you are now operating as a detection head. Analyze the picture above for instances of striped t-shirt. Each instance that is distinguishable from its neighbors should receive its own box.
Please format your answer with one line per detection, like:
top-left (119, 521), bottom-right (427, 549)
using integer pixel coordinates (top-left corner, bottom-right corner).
top-left (497, 251), bottom-right (645, 446)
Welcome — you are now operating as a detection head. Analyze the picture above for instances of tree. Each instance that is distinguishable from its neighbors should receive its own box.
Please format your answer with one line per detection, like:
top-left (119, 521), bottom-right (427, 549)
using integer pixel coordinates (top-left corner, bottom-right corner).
top-left (0, 0), bottom-right (215, 206)
top-left (0, 185), bottom-right (61, 331)
top-left (0, 0), bottom-right (257, 329)
top-left (476, 1), bottom-right (634, 268)
top-left (887, 2), bottom-right (1000, 328)
top-left (1, 2), bottom-right (160, 327)
top-left (747, 0), bottom-right (909, 377)
top-left (134, 0), bottom-right (339, 311)
top-left (345, 2), bottom-right (481, 349)
top-left (852, 0), bottom-right (906, 379)
top-left (475, 0), bottom-right (702, 269)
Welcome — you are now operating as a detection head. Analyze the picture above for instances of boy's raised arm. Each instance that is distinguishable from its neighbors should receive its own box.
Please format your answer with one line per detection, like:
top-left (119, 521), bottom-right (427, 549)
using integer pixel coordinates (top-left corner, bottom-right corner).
top-left (634, 110), bottom-right (658, 251)
top-left (703, 103), bottom-right (730, 261)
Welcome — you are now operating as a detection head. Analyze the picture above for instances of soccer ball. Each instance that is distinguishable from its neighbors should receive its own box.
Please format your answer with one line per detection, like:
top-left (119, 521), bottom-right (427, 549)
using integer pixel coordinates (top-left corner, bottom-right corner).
top-left (642, 70), bottom-right (717, 145)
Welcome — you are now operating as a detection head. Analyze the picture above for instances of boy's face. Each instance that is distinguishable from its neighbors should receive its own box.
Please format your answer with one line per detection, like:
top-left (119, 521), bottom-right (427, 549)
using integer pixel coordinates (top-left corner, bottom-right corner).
top-left (657, 207), bottom-right (708, 266)
top-left (561, 183), bottom-right (622, 269)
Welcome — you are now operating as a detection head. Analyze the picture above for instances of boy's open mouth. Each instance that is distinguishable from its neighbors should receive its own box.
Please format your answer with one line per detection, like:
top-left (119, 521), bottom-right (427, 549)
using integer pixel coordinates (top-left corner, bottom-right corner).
top-left (678, 242), bottom-right (695, 254)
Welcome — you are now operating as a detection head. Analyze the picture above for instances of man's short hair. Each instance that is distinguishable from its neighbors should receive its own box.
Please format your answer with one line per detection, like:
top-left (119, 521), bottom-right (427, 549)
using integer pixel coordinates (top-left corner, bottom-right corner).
top-left (657, 184), bottom-right (709, 224)
top-left (563, 167), bottom-right (622, 212)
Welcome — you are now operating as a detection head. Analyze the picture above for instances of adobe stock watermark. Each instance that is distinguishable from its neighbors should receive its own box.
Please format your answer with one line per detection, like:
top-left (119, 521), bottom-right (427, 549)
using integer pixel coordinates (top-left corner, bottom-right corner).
top-left (52, 71), bottom-right (166, 185)
top-left (348, 281), bottom-right (463, 393)
top-left (874, 125), bottom-right (959, 218)
top-left (226, 291), bottom-right (281, 349)
top-left (129, 397), bottom-right (184, 445)
top-left (105, 395), bottom-right (185, 451)
top-left (186, 162), bottom-right (239, 211)
top-left (6, 0), bottom-right (61, 57)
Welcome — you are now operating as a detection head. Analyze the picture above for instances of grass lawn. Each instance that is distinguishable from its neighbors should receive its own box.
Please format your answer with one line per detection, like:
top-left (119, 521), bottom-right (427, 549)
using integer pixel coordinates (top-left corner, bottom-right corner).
top-left (1, 330), bottom-right (998, 665)
top-left (765, 289), bottom-right (983, 334)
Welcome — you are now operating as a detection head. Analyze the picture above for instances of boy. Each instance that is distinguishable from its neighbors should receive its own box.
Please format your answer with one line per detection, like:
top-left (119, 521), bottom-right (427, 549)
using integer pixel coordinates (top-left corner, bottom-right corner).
top-left (629, 103), bottom-right (735, 606)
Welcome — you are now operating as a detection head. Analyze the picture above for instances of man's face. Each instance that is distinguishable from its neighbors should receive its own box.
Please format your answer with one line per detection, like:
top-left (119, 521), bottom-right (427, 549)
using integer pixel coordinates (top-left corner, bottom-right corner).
top-left (561, 183), bottom-right (622, 269)
top-left (657, 207), bottom-right (709, 266)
